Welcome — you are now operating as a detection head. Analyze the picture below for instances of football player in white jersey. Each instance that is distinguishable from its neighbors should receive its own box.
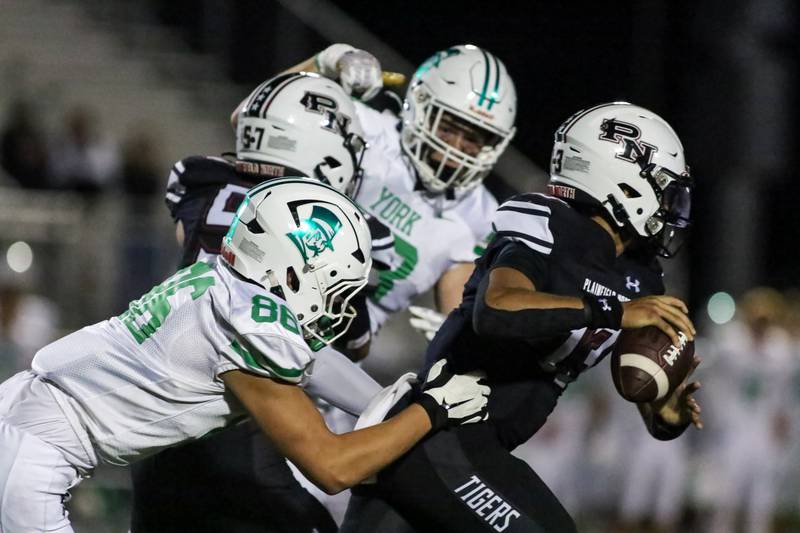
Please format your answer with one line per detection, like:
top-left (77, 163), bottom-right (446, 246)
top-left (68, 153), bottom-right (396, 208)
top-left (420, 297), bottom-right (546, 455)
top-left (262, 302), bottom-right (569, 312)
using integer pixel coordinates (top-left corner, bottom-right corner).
top-left (703, 288), bottom-right (795, 533)
top-left (234, 43), bottom-right (517, 357)
top-left (0, 179), bottom-right (491, 533)
top-left (131, 72), bottom-right (387, 533)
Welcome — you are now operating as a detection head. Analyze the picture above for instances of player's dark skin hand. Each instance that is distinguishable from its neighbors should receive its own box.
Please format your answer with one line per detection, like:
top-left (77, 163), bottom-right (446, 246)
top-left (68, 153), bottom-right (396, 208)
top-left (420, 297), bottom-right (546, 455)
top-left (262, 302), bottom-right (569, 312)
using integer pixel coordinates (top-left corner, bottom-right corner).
top-left (652, 356), bottom-right (703, 429)
top-left (621, 295), bottom-right (696, 347)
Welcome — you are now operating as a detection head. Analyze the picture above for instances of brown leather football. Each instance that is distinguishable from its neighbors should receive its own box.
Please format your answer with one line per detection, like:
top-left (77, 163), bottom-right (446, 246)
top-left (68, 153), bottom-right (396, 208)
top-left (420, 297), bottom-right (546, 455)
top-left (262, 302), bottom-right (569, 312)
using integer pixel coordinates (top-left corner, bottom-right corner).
top-left (610, 326), bottom-right (694, 403)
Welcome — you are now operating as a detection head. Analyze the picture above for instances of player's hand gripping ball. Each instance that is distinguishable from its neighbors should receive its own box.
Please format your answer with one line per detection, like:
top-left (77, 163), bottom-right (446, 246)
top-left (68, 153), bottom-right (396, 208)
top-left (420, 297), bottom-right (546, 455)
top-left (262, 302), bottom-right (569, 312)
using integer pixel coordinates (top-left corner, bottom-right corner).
top-left (611, 326), bottom-right (694, 403)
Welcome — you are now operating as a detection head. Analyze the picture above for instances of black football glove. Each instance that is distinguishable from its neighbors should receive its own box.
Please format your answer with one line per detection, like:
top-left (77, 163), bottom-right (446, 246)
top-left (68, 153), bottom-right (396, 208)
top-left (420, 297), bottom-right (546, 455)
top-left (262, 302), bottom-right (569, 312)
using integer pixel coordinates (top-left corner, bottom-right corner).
top-left (416, 359), bottom-right (490, 431)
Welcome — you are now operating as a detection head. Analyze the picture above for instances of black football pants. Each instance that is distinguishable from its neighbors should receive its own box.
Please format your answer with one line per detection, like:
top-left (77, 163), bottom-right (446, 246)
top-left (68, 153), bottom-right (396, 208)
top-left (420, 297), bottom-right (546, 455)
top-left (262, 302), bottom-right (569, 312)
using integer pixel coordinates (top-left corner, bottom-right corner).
top-left (339, 422), bottom-right (576, 533)
top-left (130, 420), bottom-right (338, 533)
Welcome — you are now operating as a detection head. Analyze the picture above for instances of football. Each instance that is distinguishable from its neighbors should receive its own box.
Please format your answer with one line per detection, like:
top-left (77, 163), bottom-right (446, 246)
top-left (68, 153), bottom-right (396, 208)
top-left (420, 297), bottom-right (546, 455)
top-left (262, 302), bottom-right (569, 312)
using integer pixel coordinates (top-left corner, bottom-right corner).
top-left (610, 327), bottom-right (694, 403)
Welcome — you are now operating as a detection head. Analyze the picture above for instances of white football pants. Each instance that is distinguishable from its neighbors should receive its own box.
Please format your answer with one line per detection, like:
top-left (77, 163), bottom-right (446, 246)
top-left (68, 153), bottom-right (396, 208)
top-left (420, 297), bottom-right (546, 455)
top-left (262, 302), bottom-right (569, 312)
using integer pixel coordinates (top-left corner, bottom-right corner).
top-left (0, 418), bottom-right (80, 532)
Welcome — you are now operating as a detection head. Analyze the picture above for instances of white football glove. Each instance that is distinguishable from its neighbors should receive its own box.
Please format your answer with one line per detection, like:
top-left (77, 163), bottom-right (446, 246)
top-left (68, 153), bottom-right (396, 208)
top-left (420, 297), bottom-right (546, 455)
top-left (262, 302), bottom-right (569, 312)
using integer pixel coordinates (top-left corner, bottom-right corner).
top-left (417, 359), bottom-right (490, 430)
top-left (316, 43), bottom-right (383, 101)
top-left (408, 305), bottom-right (446, 342)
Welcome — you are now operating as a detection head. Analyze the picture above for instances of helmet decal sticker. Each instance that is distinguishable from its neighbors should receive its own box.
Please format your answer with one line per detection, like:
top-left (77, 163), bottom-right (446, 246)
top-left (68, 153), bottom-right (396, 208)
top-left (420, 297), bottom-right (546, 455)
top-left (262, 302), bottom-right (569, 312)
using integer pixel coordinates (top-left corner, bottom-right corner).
top-left (413, 47), bottom-right (462, 79)
top-left (244, 73), bottom-right (304, 118)
top-left (599, 118), bottom-right (658, 167)
top-left (300, 91), bottom-right (351, 134)
top-left (287, 205), bottom-right (343, 262)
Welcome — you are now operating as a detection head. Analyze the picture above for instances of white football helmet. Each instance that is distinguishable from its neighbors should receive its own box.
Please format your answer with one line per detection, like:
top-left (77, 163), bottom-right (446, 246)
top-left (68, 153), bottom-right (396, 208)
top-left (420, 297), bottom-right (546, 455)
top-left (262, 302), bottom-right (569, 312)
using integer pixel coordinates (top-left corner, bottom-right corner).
top-left (549, 102), bottom-right (692, 257)
top-left (221, 178), bottom-right (372, 349)
top-left (401, 45), bottom-right (517, 194)
top-left (236, 72), bottom-right (367, 197)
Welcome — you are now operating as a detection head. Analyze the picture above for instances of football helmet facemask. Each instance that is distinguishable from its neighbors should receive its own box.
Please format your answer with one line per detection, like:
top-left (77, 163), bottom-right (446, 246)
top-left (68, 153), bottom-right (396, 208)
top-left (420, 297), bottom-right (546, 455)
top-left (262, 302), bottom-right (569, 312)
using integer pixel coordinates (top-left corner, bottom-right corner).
top-left (222, 178), bottom-right (372, 350)
top-left (236, 72), bottom-right (367, 197)
top-left (401, 45), bottom-right (517, 195)
top-left (548, 102), bottom-right (692, 258)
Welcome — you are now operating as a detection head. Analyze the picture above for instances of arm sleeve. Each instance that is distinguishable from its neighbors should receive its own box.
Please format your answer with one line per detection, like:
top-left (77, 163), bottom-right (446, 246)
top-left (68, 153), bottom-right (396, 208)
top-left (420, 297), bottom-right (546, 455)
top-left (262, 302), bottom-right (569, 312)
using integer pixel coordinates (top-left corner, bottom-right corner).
top-left (304, 345), bottom-right (382, 415)
top-left (353, 100), bottom-right (400, 150)
top-left (472, 241), bottom-right (589, 339)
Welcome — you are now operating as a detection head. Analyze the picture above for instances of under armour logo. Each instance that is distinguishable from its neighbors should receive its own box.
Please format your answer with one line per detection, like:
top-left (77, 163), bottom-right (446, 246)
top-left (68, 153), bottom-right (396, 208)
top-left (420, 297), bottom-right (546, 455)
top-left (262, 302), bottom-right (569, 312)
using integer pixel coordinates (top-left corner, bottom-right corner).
top-left (626, 276), bottom-right (641, 293)
top-left (599, 298), bottom-right (612, 312)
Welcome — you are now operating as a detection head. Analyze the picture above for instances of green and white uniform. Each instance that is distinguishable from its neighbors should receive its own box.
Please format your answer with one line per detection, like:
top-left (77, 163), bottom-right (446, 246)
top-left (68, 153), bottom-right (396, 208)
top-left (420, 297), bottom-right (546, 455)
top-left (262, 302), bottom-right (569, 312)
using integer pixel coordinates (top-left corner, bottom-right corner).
top-left (353, 101), bottom-right (497, 331)
top-left (28, 259), bottom-right (313, 468)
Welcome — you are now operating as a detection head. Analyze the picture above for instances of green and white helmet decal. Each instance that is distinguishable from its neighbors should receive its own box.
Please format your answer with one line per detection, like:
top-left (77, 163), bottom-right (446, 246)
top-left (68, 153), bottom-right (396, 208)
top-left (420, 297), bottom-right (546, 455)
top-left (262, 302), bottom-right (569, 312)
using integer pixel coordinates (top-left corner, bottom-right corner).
top-left (287, 205), bottom-right (343, 262)
top-left (401, 44), bottom-right (517, 195)
top-left (414, 47), bottom-right (462, 78)
top-left (222, 178), bottom-right (372, 350)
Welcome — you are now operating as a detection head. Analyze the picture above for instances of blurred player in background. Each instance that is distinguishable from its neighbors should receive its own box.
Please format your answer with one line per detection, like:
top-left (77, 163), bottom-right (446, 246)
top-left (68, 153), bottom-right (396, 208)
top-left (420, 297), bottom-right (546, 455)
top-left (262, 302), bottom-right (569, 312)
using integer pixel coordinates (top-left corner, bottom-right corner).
top-left (701, 288), bottom-right (795, 533)
top-left (613, 390), bottom-right (690, 532)
top-left (0, 178), bottom-right (492, 533)
top-left (131, 73), bottom-right (386, 533)
top-left (0, 267), bottom-right (60, 380)
top-left (340, 103), bottom-right (703, 533)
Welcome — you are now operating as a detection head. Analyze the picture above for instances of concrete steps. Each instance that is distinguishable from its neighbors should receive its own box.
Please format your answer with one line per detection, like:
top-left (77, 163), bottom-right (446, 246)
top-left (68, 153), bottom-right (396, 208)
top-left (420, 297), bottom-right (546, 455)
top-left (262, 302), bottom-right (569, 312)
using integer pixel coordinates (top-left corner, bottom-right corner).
top-left (0, 0), bottom-right (236, 166)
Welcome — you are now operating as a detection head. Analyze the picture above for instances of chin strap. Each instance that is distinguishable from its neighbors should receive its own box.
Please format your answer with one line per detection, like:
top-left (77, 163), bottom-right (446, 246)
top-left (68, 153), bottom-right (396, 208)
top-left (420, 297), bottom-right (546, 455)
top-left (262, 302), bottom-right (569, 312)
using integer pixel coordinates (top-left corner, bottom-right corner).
top-left (605, 193), bottom-right (630, 226)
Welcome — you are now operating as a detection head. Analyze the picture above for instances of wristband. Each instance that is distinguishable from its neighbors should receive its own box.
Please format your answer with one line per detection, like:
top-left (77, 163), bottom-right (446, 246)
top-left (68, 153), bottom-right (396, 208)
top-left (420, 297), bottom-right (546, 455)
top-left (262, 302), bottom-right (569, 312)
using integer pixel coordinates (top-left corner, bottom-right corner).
top-left (582, 295), bottom-right (623, 329)
top-left (650, 414), bottom-right (690, 441)
top-left (416, 394), bottom-right (447, 431)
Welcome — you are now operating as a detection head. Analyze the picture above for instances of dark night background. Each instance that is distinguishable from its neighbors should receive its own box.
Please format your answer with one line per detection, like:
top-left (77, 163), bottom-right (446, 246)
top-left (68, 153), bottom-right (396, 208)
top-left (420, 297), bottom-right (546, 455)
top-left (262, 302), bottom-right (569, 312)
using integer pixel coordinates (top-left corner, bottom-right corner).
top-left (149, 0), bottom-right (800, 313)
top-left (145, 0), bottom-right (800, 312)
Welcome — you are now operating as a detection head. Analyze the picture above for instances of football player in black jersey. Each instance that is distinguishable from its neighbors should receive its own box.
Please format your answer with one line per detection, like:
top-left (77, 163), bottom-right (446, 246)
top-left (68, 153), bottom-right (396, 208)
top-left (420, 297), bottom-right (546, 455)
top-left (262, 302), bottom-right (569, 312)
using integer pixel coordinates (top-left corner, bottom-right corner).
top-left (339, 103), bottom-right (703, 533)
top-left (131, 73), bottom-right (389, 533)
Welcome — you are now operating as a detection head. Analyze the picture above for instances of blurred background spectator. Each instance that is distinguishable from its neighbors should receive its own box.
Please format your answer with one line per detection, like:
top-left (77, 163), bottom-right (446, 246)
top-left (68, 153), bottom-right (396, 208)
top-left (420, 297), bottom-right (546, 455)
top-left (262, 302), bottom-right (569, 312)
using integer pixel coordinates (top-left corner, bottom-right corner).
top-left (49, 105), bottom-right (120, 194)
top-left (699, 289), bottom-right (797, 533)
top-left (1, 99), bottom-right (51, 189)
top-left (120, 123), bottom-right (163, 197)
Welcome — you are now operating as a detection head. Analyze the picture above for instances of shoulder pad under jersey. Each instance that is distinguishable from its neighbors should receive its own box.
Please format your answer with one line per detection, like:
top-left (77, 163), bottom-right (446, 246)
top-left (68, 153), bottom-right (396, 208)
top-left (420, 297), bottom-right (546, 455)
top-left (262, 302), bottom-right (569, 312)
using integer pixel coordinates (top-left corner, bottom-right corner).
top-left (220, 278), bottom-right (313, 384)
top-left (492, 193), bottom-right (573, 256)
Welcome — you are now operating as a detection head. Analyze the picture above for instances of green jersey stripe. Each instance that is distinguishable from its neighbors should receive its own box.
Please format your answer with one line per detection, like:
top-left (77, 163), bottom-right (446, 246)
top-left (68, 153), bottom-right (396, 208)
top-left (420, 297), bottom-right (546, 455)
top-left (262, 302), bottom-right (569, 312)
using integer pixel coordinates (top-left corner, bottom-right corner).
top-left (230, 339), bottom-right (305, 380)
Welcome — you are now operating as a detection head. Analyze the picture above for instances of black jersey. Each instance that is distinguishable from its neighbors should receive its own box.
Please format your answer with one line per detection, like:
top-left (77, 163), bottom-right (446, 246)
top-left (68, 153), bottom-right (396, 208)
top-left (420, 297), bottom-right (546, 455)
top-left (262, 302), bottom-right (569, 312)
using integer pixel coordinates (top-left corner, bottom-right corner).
top-left (425, 192), bottom-right (664, 449)
top-left (165, 156), bottom-right (263, 268)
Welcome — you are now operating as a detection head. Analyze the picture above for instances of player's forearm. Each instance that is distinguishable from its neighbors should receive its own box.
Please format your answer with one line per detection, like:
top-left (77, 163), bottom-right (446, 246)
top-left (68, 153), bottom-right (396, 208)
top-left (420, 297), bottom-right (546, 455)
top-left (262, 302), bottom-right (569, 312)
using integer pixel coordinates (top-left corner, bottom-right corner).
top-left (296, 404), bottom-right (431, 494)
top-left (435, 263), bottom-right (474, 313)
top-left (473, 267), bottom-right (624, 338)
top-left (473, 275), bottom-right (586, 339)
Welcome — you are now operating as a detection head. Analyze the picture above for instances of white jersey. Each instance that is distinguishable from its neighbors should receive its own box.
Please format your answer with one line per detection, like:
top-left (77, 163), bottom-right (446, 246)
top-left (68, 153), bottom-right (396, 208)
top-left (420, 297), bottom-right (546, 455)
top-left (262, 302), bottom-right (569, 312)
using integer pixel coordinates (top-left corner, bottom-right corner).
top-left (353, 102), bottom-right (497, 330)
top-left (30, 258), bottom-right (313, 467)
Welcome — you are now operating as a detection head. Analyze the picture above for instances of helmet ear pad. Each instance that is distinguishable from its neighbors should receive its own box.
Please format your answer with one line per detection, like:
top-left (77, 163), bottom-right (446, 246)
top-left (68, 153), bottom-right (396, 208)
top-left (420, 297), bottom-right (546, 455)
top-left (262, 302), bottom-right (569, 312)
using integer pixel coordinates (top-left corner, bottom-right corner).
top-left (235, 72), bottom-right (367, 198)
